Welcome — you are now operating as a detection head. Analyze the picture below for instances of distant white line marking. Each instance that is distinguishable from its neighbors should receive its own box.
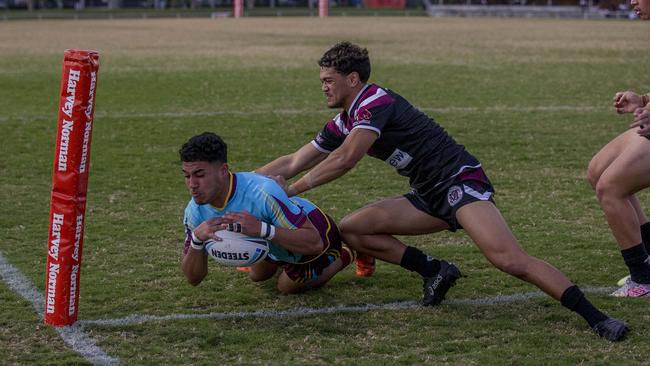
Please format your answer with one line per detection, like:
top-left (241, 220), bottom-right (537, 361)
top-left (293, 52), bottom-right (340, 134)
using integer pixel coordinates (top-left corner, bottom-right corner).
top-left (0, 105), bottom-right (608, 123)
top-left (78, 287), bottom-right (614, 328)
top-left (0, 252), bottom-right (121, 366)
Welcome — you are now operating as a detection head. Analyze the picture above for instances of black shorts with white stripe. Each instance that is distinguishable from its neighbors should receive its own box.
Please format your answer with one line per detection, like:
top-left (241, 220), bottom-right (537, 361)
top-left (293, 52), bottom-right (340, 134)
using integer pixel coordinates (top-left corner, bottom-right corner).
top-left (404, 167), bottom-right (495, 232)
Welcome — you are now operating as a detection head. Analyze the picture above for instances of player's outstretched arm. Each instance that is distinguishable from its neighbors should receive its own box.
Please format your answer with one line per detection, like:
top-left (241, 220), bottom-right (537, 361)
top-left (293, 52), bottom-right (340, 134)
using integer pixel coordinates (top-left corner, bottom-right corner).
top-left (181, 218), bottom-right (226, 286)
top-left (288, 128), bottom-right (377, 196)
top-left (220, 211), bottom-right (324, 255)
top-left (256, 143), bottom-right (327, 179)
top-left (181, 243), bottom-right (208, 286)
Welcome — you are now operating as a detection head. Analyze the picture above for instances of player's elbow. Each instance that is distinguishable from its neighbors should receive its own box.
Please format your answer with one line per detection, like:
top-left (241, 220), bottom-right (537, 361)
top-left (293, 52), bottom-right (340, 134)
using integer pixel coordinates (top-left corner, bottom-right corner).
top-left (258, 154), bottom-right (297, 177)
top-left (182, 266), bottom-right (206, 286)
top-left (332, 153), bottom-right (359, 171)
top-left (286, 154), bottom-right (310, 178)
top-left (186, 276), bottom-right (203, 287)
top-left (340, 158), bottom-right (358, 171)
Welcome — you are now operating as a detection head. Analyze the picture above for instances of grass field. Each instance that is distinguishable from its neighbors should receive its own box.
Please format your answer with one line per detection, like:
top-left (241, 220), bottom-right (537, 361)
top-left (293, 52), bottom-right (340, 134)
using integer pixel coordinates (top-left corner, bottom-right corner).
top-left (1, 17), bottom-right (650, 365)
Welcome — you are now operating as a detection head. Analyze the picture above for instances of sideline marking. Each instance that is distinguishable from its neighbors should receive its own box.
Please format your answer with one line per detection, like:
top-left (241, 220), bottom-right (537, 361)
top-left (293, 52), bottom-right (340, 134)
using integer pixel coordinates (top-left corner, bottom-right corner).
top-left (78, 287), bottom-right (614, 328)
top-left (0, 105), bottom-right (608, 123)
top-left (0, 252), bottom-right (121, 366)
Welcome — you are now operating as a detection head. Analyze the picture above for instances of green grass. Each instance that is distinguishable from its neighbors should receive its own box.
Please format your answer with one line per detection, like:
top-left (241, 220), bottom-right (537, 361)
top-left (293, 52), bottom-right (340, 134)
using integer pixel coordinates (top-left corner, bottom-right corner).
top-left (1, 17), bottom-right (650, 364)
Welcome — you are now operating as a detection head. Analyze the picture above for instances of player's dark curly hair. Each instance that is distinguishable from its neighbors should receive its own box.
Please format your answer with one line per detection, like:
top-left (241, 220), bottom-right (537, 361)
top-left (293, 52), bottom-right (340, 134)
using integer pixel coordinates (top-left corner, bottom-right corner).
top-left (179, 132), bottom-right (227, 163)
top-left (318, 41), bottom-right (371, 83)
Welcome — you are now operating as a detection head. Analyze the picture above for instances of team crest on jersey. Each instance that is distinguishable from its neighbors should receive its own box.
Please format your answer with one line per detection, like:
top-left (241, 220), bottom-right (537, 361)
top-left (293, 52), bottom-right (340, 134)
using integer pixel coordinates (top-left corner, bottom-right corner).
top-left (355, 109), bottom-right (372, 122)
top-left (447, 185), bottom-right (463, 207)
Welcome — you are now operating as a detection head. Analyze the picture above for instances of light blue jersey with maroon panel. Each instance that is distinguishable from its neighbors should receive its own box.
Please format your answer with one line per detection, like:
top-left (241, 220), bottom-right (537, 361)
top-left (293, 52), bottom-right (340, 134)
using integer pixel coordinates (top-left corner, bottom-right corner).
top-left (183, 172), bottom-right (308, 263)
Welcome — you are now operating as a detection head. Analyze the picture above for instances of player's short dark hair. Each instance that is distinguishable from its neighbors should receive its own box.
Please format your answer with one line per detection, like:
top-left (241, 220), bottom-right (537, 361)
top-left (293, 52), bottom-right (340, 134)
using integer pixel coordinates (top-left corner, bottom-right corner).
top-left (179, 132), bottom-right (227, 163)
top-left (318, 41), bottom-right (371, 83)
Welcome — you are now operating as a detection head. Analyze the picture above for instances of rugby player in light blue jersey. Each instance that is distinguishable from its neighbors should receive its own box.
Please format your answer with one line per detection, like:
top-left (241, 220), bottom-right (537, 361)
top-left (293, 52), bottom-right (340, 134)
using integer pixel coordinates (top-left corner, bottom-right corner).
top-left (257, 41), bottom-right (628, 341)
top-left (180, 132), bottom-right (353, 294)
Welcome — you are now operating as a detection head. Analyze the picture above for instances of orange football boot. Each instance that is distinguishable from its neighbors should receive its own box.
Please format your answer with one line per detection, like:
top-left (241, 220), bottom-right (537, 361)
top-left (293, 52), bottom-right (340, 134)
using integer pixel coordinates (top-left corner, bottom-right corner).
top-left (355, 253), bottom-right (375, 277)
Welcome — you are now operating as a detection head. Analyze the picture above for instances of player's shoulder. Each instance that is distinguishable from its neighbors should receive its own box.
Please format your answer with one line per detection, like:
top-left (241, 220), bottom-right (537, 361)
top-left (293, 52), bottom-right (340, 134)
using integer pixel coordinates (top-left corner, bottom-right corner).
top-left (289, 196), bottom-right (317, 214)
top-left (236, 171), bottom-right (273, 186)
top-left (362, 84), bottom-right (394, 101)
top-left (353, 84), bottom-right (396, 114)
top-left (234, 171), bottom-right (260, 184)
top-left (235, 171), bottom-right (284, 196)
top-left (184, 198), bottom-right (199, 214)
top-left (183, 199), bottom-right (201, 228)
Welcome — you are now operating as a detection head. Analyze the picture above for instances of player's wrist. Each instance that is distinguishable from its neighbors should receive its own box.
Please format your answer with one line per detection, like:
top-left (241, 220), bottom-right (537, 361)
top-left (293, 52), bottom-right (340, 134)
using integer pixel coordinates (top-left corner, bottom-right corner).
top-left (287, 184), bottom-right (298, 197)
top-left (260, 222), bottom-right (276, 240)
top-left (190, 231), bottom-right (205, 250)
top-left (642, 93), bottom-right (650, 108)
top-left (290, 177), bottom-right (313, 197)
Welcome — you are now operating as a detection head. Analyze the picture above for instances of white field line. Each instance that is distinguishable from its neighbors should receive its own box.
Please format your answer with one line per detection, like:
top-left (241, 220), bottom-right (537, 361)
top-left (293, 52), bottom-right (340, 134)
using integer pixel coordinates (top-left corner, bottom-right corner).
top-left (77, 287), bottom-right (614, 328)
top-left (0, 105), bottom-right (608, 123)
top-left (0, 252), bottom-right (121, 366)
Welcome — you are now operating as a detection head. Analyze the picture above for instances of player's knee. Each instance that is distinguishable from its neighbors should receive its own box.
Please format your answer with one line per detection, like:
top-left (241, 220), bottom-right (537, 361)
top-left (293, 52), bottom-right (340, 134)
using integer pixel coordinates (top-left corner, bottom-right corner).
top-left (249, 271), bottom-right (272, 282)
top-left (339, 215), bottom-right (360, 235)
top-left (248, 275), bottom-right (264, 282)
top-left (186, 278), bottom-right (202, 287)
top-left (339, 227), bottom-right (360, 246)
top-left (594, 178), bottom-right (624, 203)
top-left (594, 181), bottom-right (608, 202)
top-left (340, 212), bottom-right (380, 236)
top-left (339, 226), bottom-right (371, 252)
top-left (277, 282), bottom-right (303, 295)
top-left (586, 158), bottom-right (602, 189)
top-left (493, 255), bottom-right (529, 278)
top-left (277, 286), bottom-right (294, 295)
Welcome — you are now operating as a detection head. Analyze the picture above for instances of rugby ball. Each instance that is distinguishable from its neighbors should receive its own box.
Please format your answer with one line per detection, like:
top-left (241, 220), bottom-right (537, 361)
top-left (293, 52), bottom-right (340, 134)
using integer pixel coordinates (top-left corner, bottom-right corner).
top-left (204, 230), bottom-right (269, 267)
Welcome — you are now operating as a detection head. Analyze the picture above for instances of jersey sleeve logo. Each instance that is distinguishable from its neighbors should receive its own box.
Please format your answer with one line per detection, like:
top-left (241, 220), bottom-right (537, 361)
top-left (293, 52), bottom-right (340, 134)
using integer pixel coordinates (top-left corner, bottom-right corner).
top-left (353, 109), bottom-right (372, 124)
top-left (385, 148), bottom-right (413, 170)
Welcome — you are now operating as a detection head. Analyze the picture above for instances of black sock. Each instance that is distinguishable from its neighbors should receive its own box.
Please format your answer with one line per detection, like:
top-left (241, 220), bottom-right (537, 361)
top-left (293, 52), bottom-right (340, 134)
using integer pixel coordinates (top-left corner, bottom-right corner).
top-left (400, 246), bottom-right (441, 278)
top-left (622, 243), bottom-right (650, 284)
top-left (560, 285), bottom-right (608, 328)
top-left (641, 222), bottom-right (650, 253)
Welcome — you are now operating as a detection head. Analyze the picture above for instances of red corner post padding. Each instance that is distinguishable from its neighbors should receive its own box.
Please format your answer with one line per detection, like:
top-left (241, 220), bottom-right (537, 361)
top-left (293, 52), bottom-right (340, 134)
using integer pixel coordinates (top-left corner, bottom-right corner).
top-left (44, 50), bottom-right (99, 326)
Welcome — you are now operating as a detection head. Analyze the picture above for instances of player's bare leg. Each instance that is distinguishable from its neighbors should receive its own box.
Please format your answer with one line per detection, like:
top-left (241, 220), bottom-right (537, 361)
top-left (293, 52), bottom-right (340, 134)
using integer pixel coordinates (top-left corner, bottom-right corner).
top-left (587, 129), bottom-right (649, 228)
top-left (595, 136), bottom-right (650, 249)
top-left (594, 134), bottom-right (650, 296)
top-left (587, 129), bottom-right (638, 190)
top-left (340, 196), bottom-right (460, 306)
top-left (630, 196), bottom-right (649, 227)
top-left (249, 260), bottom-right (279, 282)
top-left (457, 200), bottom-right (628, 341)
top-left (456, 201), bottom-right (571, 299)
top-left (588, 129), bottom-right (650, 240)
top-left (276, 247), bottom-right (354, 294)
top-left (340, 196), bottom-right (449, 263)
top-left (587, 129), bottom-right (650, 287)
